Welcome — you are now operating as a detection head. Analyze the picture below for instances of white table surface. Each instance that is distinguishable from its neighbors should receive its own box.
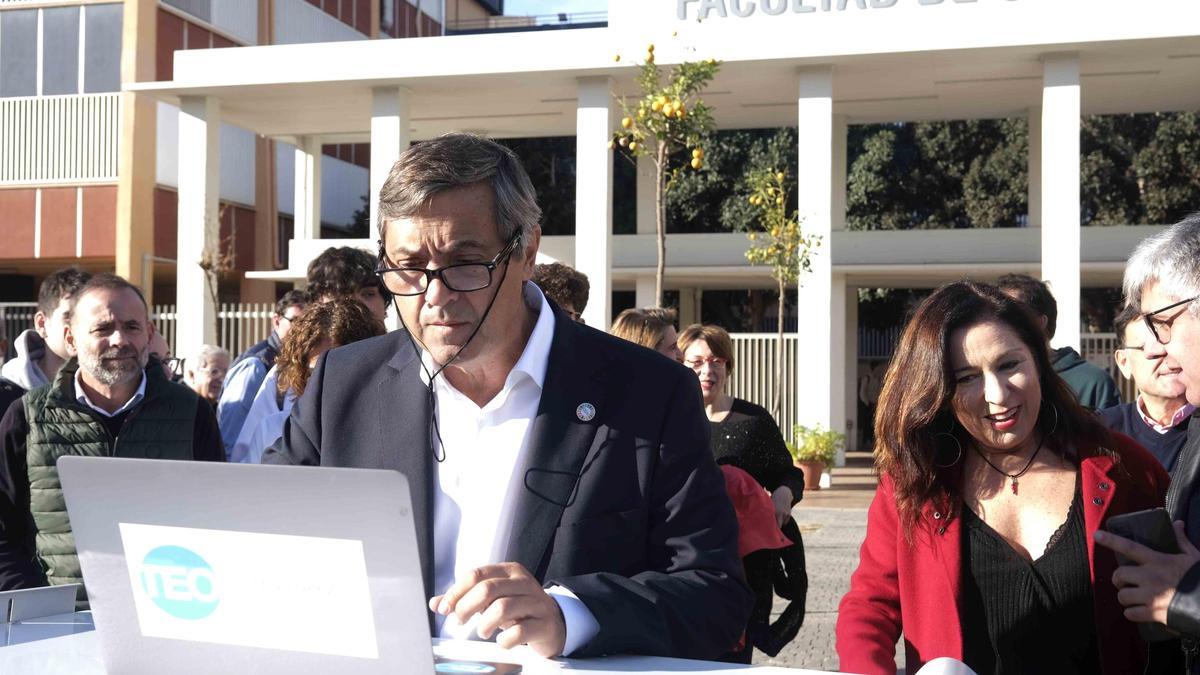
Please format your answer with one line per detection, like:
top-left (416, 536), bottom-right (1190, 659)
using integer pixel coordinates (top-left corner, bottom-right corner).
top-left (0, 612), bottom-right (827, 674)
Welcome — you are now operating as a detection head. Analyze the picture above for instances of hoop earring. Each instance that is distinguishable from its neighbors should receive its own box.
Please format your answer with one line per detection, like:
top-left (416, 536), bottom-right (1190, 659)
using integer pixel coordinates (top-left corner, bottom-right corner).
top-left (1044, 401), bottom-right (1060, 436)
top-left (932, 432), bottom-right (963, 468)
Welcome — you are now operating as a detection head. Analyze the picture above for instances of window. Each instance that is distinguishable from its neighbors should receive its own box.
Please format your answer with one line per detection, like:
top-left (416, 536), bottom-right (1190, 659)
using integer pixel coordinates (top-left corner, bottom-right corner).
top-left (163, 0), bottom-right (212, 23)
top-left (84, 4), bottom-right (123, 93)
top-left (0, 10), bottom-right (37, 97)
top-left (42, 7), bottom-right (81, 96)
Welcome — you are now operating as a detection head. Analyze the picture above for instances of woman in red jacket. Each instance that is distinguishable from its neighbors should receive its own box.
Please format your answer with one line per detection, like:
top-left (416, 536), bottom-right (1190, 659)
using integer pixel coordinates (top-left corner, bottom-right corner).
top-left (837, 281), bottom-right (1170, 675)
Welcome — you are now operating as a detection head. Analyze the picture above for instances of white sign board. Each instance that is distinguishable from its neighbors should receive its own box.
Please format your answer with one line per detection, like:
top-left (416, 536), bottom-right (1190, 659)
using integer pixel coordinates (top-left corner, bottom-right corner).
top-left (119, 523), bottom-right (379, 659)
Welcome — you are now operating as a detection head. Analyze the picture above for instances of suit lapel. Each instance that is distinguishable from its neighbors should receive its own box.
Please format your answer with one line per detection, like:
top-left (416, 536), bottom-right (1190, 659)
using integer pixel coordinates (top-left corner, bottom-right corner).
top-left (378, 335), bottom-right (435, 597)
top-left (504, 313), bottom-right (607, 579)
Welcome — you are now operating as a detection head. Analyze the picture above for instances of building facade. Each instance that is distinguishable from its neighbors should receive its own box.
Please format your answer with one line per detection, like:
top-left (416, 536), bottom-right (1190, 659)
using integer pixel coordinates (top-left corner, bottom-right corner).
top-left (5, 0), bottom-right (1200, 462)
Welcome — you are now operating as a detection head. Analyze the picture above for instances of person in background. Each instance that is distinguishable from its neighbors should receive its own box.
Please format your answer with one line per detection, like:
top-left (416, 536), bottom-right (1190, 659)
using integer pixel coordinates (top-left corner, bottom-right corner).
top-left (676, 322), bottom-right (806, 663)
top-left (217, 289), bottom-right (307, 456)
top-left (1, 267), bottom-right (92, 393)
top-left (0, 274), bottom-right (224, 597)
top-left (1098, 213), bottom-right (1200, 654)
top-left (837, 281), bottom-right (1167, 675)
top-left (1099, 303), bottom-right (1193, 472)
top-left (184, 345), bottom-right (230, 410)
top-left (229, 301), bottom-right (384, 464)
top-left (610, 307), bottom-right (683, 362)
top-left (308, 246), bottom-right (389, 323)
top-left (678, 323), bottom-right (803, 524)
top-left (146, 326), bottom-right (182, 383)
top-left (997, 273), bottom-right (1121, 410)
top-left (531, 262), bottom-right (589, 322)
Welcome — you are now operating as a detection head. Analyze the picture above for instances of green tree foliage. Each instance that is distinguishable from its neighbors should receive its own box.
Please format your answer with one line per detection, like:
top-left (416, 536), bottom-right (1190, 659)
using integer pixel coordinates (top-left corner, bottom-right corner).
top-left (1135, 112), bottom-right (1200, 224)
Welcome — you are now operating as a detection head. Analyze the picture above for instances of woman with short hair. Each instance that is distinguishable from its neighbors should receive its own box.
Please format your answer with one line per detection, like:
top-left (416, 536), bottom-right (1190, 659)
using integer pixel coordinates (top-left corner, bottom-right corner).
top-left (610, 307), bottom-right (682, 362)
top-left (836, 281), bottom-right (1170, 675)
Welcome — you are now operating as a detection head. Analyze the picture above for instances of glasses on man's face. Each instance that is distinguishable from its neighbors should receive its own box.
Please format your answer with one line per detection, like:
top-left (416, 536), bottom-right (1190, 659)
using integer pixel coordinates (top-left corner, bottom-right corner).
top-left (1143, 295), bottom-right (1200, 345)
top-left (376, 236), bottom-right (519, 297)
top-left (685, 356), bottom-right (727, 372)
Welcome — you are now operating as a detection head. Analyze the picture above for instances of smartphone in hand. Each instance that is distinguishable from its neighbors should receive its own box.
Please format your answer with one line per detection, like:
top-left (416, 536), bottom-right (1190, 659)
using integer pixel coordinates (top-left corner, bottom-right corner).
top-left (1104, 508), bottom-right (1181, 642)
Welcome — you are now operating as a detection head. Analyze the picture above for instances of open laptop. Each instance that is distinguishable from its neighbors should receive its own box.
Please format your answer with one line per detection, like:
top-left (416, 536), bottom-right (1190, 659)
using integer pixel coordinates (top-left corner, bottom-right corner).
top-left (58, 456), bottom-right (457, 675)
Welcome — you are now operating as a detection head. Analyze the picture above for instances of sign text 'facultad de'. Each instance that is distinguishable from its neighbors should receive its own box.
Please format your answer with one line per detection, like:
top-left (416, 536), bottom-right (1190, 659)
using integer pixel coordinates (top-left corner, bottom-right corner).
top-left (678, 0), bottom-right (1017, 20)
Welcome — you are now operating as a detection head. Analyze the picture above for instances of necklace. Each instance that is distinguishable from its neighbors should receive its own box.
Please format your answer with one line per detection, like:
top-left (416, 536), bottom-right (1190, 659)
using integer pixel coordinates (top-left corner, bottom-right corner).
top-left (972, 435), bottom-right (1045, 496)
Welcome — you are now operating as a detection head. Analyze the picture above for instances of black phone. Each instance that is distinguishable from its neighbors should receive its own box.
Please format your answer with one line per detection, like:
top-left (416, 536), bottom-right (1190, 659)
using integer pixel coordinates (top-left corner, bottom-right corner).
top-left (434, 656), bottom-right (522, 674)
top-left (1104, 508), bottom-right (1180, 643)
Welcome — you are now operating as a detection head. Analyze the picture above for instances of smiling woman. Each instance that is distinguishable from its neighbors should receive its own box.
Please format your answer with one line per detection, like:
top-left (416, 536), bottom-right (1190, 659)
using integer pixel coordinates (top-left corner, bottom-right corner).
top-left (836, 280), bottom-right (1172, 675)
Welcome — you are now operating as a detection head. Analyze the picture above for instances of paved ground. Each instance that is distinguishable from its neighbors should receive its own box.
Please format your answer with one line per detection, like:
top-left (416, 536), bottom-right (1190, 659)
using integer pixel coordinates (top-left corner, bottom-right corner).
top-left (749, 452), bottom-right (906, 673)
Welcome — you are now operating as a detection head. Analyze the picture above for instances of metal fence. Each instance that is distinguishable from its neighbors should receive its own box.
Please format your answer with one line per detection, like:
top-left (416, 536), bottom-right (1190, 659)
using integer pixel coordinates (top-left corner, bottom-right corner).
top-left (728, 333), bottom-right (799, 436)
top-left (151, 303), bottom-right (274, 358)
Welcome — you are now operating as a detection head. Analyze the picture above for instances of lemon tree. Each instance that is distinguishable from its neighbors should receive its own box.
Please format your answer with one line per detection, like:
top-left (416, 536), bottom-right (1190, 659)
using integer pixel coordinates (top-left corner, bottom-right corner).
top-left (610, 42), bottom-right (719, 307)
top-left (744, 168), bottom-right (821, 417)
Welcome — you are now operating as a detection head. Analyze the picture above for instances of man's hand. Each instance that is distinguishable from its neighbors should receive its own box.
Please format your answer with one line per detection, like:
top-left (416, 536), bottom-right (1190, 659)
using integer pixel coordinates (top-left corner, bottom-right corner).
top-left (1095, 521), bottom-right (1200, 624)
top-left (429, 562), bottom-right (567, 658)
top-left (771, 486), bottom-right (794, 528)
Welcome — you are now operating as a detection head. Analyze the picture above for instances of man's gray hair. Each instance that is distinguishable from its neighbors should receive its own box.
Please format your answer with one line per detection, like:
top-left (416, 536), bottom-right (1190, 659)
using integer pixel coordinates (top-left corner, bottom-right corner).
top-left (1123, 212), bottom-right (1200, 311)
top-left (190, 344), bottom-right (229, 370)
top-left (376, 133), bottom-right (541, 253)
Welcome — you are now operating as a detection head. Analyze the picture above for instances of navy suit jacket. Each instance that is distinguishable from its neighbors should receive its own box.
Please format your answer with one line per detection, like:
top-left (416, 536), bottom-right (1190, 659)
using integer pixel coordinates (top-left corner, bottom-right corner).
top-left (263, 304), bottom-right (752, 659)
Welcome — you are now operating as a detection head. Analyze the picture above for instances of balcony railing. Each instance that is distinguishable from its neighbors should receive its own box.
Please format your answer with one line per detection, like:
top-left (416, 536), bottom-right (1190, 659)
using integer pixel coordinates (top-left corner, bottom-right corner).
top-left (446, 11), bottom-right (607, 35)
top-left (0, 93), bottom-right (121, 185)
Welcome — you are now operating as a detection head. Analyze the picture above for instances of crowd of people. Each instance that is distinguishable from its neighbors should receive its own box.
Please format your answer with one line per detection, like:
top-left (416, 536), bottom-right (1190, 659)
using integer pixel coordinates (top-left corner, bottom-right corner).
top-left (1, 132), bottom-right (1200, 673)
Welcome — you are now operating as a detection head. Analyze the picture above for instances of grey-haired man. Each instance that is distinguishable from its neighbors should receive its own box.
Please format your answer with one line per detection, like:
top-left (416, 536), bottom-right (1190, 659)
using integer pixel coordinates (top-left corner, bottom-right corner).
top-left (265, 133), bottom-right (751, 660)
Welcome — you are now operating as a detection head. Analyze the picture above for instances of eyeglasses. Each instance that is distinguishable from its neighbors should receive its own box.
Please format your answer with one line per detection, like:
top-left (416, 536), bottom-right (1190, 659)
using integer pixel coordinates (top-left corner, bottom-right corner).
top-left (684, 356), bottom-right (727, 372)
top-left (1118, 345), bottom-right (1145, 352)
top-left (376, 237), bottom-right (519, 297)
top-left (1143, 295), bottom-right (1199, 345)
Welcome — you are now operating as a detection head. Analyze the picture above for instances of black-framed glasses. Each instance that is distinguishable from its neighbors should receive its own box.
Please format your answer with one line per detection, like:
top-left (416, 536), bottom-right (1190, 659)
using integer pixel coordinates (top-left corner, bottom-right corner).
top-left (376, 236), bottom-right (520, 297)
top-left (1143, 295), bottom-right (1200, 345)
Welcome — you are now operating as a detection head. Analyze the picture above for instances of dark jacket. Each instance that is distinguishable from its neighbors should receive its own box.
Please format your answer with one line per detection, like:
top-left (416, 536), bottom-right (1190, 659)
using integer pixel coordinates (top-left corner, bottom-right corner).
top-left (1099, 402), bottom-right (1190, 472)
top-left (0, 360), bottom-right (225, 593)
top-left (1166, 413), bottom-right (1200, 641)
top-left (1053, 346), bottom-right (1121, 411)
top-left (264, 305), bottom-right (753, 660)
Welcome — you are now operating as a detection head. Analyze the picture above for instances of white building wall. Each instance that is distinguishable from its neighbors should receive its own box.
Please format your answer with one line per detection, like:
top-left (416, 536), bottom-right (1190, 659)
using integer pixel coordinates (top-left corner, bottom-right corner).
top-left (156, 101), bottom-right (255, 206)
top-left (275, 142), bottom-right (369, 230)
top-left (274, 0), bottom-right (368, 45)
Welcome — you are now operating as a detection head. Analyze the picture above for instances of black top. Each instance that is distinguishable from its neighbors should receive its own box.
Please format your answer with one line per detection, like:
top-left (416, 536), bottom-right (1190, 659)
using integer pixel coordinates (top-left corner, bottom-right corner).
top-left (710, 398), bottom-right (805, 501)
top-left (960, 481), bottom-right (1099, 675)
top-left (0, 389), bottom-right (224, 591)
top-left (1098, 402), bottom-right (1190, 472)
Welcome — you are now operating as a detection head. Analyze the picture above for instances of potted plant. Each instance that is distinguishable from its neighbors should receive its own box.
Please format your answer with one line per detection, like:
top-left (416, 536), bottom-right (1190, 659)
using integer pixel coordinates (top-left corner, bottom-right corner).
top-left (788, 424), bottom-right (844, 491)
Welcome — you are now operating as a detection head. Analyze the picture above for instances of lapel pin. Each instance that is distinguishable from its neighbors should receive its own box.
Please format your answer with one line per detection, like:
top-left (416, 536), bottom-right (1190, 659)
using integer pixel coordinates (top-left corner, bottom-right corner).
top-left (576, 403), bottom-right (596, 422)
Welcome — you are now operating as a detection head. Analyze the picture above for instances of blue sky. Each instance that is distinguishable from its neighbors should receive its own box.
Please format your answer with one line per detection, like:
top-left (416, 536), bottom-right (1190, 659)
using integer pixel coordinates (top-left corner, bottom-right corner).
top-left (504, 0), bottom-right (608, 16)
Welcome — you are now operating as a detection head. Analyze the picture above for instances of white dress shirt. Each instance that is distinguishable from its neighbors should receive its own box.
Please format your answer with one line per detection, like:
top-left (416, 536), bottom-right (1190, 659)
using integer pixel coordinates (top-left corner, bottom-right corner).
top-left (73, 369), bottom-right (147, 417)
top-left (427, 283), bottom-right (598, 654)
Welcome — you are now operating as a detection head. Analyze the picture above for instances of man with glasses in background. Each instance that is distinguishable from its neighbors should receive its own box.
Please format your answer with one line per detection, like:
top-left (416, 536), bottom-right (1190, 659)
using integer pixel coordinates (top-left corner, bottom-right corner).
top-left (1099, 303), bottom-right (1193, 472)
top-left (217, 290), bottom-right (308, 457)
top-left (1095, 213), bottom-right (1200, 651)
top-left (265, 133), bottom-right (750, 661)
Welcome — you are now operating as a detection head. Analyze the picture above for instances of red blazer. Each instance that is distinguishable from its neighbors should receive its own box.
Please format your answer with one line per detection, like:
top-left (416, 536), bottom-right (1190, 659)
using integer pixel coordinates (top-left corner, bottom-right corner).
top-left (836, 434), bottom-right (1169, 675)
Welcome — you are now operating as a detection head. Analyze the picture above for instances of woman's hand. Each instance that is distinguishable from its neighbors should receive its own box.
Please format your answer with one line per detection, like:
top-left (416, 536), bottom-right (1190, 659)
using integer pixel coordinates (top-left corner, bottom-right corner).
top-left (771, 486), bottom-right (794, 528)
top-left (1096, 521), bottom-right (1200, 624)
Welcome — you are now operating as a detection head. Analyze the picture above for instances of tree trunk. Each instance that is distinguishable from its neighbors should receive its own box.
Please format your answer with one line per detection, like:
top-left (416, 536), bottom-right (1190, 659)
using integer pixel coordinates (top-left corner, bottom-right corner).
top-left (772, 278), bottom-right (786, 419)
top-left (654, 144), bottom-right (667, 308)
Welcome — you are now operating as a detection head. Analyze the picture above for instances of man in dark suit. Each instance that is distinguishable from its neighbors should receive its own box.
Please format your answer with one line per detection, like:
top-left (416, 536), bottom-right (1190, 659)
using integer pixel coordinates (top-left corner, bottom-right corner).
top-left (264, 133), bottom-right (751, 661)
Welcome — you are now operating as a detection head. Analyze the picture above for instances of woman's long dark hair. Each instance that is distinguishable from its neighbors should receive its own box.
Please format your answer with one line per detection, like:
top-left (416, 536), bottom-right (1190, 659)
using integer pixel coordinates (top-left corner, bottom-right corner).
top-left (873, 280), bottom-right (1113, 534)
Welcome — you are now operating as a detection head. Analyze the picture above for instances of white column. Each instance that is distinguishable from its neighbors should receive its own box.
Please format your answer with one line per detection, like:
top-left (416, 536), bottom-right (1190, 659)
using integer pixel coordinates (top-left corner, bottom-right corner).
top-left (293, 135), bottom-right (322, 240)
top-left (370, 86), bottom-right (412, 244)
top-left (176, 96), bottom-right (220, 361)
top-left (636, 154), bottom-right (656, 235)
top-left (634, 276), bottom-right (656, 310)
top-left (795, 66), bottom-right (844, 438)
top-left (1027, 106), bottom-right (1042, 229)
top-left (1040, 54), bottom-right (1081, 350)
top-left (575, 76), bottom-right (614, 329)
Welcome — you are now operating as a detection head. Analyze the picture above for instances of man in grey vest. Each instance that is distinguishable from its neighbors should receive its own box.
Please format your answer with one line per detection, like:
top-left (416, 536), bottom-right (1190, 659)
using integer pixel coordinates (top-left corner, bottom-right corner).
top-left (0, 274), bottom-right (224, 595)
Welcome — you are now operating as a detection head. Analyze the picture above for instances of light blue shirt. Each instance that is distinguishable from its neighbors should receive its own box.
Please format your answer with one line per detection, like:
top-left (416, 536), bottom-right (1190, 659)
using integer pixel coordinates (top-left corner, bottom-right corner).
top-left (216, 356), bottom-right (269, 457)
top-left (73, 369), bottom-right (147, 417)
